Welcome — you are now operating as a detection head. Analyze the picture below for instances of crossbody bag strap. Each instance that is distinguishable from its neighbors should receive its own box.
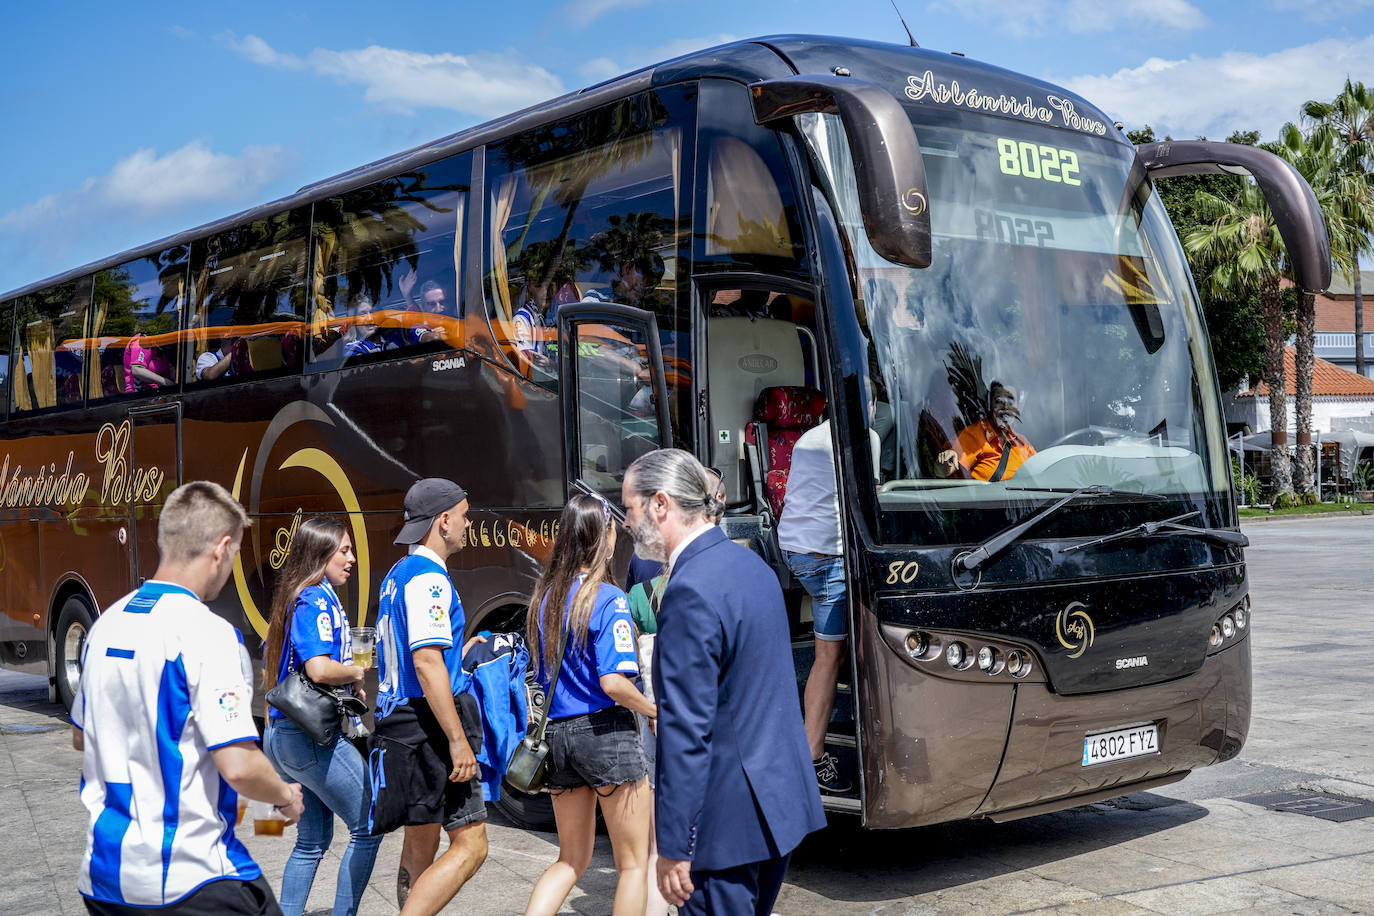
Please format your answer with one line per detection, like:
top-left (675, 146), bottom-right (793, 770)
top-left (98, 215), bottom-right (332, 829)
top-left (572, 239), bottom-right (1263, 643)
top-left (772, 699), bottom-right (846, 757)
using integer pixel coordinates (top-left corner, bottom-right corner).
top-left (532, 624), bottom-right (569, 743)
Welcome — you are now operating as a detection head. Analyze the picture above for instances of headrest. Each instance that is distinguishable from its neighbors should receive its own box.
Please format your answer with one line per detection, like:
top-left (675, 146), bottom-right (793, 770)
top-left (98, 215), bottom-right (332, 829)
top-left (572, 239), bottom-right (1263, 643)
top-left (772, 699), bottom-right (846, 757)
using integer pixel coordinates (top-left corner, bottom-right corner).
top-left (754, 385), bottom-right (826, 429)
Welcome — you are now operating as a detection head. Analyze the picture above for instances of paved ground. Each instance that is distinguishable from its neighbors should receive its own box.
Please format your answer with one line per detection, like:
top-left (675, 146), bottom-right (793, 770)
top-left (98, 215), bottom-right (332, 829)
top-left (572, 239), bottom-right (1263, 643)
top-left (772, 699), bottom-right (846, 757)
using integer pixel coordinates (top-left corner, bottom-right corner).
top-left (3, 515), bottom-right (1373, 914)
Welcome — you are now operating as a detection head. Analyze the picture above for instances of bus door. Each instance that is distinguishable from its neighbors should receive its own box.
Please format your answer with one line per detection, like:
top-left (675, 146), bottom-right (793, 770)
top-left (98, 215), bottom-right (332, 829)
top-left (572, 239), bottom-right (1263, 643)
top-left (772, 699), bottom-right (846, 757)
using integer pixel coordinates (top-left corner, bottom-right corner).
top-left (125, 403), bottom-right (183, 584)
top-left (555, 303), bottom-right (672, 504)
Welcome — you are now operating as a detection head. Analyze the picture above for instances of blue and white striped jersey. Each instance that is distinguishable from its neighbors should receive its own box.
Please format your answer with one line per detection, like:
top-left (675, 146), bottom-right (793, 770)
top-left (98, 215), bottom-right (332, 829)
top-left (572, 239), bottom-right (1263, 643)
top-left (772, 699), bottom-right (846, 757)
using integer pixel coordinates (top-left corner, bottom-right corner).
top-left (375, 545), bottom-right (470, 719)
top-left (72, 581), bottom-right (261, 906)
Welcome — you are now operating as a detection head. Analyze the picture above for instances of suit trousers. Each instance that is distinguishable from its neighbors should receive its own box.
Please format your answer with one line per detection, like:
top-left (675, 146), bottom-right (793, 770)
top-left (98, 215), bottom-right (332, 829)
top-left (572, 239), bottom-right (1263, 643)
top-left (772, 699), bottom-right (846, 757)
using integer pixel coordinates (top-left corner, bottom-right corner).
top-left (680, 853), bottom-right (792, 916)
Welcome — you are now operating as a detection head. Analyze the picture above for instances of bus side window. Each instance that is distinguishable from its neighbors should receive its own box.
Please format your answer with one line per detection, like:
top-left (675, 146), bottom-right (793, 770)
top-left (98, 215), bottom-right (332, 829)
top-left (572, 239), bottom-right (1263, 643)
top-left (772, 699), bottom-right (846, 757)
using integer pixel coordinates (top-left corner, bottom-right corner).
top-left (186, 208), bottom-right (310, 385)
top-left (11, 279), bottom-right (91, 414)
top-left (0, 298), bottom-right (10, 419)
top-left (88, 247), bottom-right (187, 401)
top-left (309, 152), bottom-right (470, 371)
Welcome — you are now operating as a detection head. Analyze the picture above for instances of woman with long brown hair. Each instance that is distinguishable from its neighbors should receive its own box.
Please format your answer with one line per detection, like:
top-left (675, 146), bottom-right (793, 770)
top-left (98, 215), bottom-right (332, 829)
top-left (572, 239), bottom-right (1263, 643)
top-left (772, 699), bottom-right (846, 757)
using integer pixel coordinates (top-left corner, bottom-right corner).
top-left (261, 517), bottom-right (380, 916)
top-left (524, 494), bottom-right (657, 916)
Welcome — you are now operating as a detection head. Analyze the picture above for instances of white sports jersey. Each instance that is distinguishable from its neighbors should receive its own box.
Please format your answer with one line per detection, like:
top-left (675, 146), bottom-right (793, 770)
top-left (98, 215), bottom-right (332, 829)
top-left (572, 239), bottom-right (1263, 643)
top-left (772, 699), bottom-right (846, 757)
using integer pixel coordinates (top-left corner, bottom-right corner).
top-left (72, 581), bottom-right (261, 906)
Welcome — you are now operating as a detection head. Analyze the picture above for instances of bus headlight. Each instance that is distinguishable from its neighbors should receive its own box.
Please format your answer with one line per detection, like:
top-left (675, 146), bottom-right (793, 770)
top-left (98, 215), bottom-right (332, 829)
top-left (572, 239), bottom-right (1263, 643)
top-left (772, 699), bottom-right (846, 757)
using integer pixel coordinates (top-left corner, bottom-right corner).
top-left (977, 646), bottom-right (998, 672)
top-left (905, 632), bottom-right (929, 660)
top-left (1234, 607), bottom-right (1247, 629)
top-left (1006, 651), bottom-right (1030, 677)
top-left (945, 642), bottom-right (967, 669)
top-left (1209, 625), bottom-right (1223, 648)
top-left (1221, 616), bottom-right (1236, 639)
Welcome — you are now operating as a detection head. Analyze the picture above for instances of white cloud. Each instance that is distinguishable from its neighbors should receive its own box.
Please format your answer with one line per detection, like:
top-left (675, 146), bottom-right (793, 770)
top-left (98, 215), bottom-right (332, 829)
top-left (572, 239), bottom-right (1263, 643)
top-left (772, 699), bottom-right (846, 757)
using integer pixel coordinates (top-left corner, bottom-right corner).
top-left (308, 46), bottom-right (564, 118)
top-left (1062, 35), bottom-right (1374, 141)
top-left (217, 31), bottom-right (305, 70)
top-left (0, 143), bottom-right (290, 291)
top-left (931, 0), bottom-right (1205, 35)
top-left (577, 34), bottom-right (739, 84)
top-left (1269, 0), bottom-right (1374, 19)
top-left (561, 0), bottom-right (655, 29)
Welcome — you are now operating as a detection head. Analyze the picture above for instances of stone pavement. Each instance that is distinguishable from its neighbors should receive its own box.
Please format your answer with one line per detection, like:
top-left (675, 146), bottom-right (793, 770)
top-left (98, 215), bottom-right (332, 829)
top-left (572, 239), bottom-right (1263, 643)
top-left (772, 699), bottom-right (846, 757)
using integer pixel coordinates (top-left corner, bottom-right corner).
top-left (2, 515), bottom-right (1372, 914)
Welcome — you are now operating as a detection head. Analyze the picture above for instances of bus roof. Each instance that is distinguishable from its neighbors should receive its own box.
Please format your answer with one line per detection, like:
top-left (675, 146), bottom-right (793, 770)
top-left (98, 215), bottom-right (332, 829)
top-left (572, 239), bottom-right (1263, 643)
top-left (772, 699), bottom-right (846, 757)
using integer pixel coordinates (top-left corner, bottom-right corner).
top-left (2, 35), bottom-right (1120, 303)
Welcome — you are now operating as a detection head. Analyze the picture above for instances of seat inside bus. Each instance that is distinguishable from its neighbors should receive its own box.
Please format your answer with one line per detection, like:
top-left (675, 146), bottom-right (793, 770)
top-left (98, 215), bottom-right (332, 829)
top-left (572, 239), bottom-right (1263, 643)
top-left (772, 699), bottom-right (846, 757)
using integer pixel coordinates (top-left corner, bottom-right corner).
top-left (747, 385), bottom-right (826, 521)
top-left (707, 316), bottom-right (806, 507)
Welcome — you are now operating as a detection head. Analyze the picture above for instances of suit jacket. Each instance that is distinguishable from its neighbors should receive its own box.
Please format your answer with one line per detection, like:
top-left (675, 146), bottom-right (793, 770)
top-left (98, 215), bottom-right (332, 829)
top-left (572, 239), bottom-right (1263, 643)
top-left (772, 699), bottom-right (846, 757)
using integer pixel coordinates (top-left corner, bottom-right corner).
top-left (653, 526), bottom-right (826, 870)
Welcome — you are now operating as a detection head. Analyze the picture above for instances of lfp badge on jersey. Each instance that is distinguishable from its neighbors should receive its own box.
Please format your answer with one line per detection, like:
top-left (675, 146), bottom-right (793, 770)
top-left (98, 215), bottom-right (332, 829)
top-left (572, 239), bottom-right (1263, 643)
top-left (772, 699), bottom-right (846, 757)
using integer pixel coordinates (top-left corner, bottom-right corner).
top-left (218, 689), bottom-right (243, 721)
top-left (317, 612), bottom-right (333, 642)
top-left (613, 619), bottom-right (634, 653)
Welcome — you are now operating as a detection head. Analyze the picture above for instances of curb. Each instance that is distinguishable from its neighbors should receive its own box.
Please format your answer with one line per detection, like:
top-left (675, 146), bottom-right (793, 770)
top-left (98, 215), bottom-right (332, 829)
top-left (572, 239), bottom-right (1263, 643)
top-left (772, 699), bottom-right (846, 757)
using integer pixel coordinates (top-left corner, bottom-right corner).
top-left (1240, 509), bottom-right (1374, 523)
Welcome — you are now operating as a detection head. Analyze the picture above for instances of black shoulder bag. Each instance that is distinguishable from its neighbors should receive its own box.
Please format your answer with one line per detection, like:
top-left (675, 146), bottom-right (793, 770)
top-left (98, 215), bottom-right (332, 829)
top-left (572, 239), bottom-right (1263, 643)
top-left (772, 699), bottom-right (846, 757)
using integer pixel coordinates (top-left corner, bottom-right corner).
top-left (265, 666), bottom-right (368, 746)
top-left (504, 625), bottom-right (568, 793)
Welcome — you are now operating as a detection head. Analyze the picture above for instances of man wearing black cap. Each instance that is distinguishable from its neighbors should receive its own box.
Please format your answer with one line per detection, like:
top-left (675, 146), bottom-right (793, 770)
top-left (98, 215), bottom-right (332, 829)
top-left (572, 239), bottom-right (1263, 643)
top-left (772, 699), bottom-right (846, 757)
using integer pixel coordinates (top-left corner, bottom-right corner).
top-left (370, 478), bottom-right (488, 915)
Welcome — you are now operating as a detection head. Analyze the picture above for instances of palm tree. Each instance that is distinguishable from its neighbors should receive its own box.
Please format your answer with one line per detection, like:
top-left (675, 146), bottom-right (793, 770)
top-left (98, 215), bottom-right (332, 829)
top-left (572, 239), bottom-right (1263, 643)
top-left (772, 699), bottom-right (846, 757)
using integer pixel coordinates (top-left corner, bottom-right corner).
top-left (1185, 182), bottom-right (1295, 499)
top-left (1275, 123), bottom-right (1339, 495)
top-left (1304, 79), bottom-right (1374, 375)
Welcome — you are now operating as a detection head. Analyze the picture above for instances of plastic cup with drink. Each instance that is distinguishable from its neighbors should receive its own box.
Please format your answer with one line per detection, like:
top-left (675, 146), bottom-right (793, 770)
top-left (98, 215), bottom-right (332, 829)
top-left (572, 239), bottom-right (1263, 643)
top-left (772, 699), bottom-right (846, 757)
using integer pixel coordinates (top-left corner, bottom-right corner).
top-left (350, 626), bottom-right (375, 669)
top-left (249, 799), bottom-right (286, 836)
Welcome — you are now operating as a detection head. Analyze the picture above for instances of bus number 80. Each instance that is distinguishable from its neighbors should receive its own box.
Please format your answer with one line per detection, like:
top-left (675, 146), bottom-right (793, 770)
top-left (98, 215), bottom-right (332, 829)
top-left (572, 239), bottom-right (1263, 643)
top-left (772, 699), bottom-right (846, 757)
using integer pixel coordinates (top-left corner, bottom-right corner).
top-left (997, 138), bottom-right (1081, 186)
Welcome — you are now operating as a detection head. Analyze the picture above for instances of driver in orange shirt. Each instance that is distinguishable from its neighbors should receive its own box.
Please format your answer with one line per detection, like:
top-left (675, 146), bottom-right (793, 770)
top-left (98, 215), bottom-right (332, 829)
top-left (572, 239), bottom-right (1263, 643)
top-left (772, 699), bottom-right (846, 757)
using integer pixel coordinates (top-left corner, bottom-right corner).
top-left (936, 382), bottom-right (1036, 482)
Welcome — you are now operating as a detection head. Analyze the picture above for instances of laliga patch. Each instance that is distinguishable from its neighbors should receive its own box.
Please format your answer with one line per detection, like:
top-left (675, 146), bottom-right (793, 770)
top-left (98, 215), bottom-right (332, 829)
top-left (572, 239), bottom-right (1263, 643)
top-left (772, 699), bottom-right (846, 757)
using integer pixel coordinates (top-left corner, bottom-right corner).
top-left (216, 688), bottom-right (243, 721)
top-left (317, 612), bottom-right (333, 642)
top-left (613, 619), bottom-right (634, 653)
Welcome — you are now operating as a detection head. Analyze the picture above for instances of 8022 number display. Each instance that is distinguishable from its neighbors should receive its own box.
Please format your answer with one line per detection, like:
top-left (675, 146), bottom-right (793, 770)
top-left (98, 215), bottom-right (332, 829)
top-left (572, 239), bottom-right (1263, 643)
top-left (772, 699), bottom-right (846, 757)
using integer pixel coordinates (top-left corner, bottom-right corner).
top-left (997, 138), bottom-right (1081, 186)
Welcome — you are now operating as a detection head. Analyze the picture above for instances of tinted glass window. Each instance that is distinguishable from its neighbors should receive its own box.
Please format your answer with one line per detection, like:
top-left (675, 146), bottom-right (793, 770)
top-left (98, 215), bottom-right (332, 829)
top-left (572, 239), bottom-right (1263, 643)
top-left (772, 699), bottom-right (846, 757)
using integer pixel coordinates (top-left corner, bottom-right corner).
top-left (187, 207), bottom-right (310, 384)
top-left (484, 85), bottom-right (695, 421)
top-left (570, 315), bottom-right (663, 502)
top-left (0, 299), bottom-right (10, 417)
top-left (695, 80), bottom-right (808, 279)
top-left (12, 279), bottom-right (91, 413)
top-left (310, 153), bottom-right (470, 370)
top-left (89, 247), bottom-right (188, 400)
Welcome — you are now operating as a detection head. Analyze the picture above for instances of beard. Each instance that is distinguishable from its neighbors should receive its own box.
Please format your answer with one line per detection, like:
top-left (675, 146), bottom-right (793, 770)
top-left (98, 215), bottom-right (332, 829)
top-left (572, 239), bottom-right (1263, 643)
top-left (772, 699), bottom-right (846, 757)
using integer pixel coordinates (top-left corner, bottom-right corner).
top-left (629, 516), bottom-right (667, 564)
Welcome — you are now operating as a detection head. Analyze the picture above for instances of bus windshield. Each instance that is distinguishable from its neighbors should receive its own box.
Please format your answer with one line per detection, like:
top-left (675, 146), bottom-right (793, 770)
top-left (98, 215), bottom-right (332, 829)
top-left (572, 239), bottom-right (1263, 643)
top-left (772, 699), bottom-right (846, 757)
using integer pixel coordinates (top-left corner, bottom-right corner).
top-left (799, 107), bottom-right (1231, 546)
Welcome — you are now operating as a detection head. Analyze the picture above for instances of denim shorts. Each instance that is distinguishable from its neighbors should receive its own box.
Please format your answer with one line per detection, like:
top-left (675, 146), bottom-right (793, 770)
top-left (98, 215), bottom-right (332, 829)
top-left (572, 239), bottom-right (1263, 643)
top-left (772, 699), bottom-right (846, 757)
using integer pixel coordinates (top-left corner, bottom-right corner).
top-left (545, 705), bottom-right (648, 791)
top-left (784, 550), bottom-right (848, 641)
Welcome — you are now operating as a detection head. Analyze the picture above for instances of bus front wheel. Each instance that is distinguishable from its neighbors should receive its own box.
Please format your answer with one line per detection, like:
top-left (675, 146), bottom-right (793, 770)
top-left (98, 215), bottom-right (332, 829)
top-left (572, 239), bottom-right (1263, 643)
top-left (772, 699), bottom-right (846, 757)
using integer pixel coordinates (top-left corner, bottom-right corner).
top-left (55, 595), bottom-right (94, 711)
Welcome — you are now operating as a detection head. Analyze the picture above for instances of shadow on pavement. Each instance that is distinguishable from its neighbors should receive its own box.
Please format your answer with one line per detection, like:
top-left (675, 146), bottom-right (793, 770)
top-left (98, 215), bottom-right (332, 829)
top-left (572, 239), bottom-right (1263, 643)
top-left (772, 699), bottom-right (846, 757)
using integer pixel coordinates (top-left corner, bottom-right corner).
top-left (0, 670), bottom-right (68, 728)
top-left (786, 791), bottom-right (1208, 904)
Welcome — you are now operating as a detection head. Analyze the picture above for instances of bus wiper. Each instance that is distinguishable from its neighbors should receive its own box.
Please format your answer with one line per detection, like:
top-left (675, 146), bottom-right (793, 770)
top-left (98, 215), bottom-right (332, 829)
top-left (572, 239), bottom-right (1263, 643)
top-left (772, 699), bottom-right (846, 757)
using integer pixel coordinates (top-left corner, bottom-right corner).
top-left (957, 484), bottom-right (1162, 573)
top-left (1060, 510), bottom-right (1249, 553)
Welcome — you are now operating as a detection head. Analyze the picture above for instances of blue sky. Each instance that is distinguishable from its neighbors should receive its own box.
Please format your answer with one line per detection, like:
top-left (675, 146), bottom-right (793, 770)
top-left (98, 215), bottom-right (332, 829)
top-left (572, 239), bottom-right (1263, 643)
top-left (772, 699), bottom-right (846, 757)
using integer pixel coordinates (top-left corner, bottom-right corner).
top-left (1, 0), bottom-right (1370, 294)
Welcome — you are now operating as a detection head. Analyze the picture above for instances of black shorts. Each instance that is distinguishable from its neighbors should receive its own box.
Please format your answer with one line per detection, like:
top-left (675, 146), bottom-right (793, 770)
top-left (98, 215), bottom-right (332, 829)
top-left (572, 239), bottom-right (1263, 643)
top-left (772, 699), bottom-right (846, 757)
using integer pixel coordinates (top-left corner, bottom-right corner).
top-left (546, 705), bottom-right (648, 791)
top-left (83, 875), bottom-right (280, 916)
top-left (368, 695), bottom-right (486, 834)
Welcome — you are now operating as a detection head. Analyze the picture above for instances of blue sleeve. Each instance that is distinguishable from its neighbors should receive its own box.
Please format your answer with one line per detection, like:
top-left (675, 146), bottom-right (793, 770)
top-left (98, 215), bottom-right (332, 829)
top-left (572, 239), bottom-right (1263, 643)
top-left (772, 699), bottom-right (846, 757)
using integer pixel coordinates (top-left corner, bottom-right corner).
top-left (653, 579), bottom-right (722, 862)
top-left (289, 589), bottom-right (337, 662)
top-left (591, 586), bottom-right (639, 678)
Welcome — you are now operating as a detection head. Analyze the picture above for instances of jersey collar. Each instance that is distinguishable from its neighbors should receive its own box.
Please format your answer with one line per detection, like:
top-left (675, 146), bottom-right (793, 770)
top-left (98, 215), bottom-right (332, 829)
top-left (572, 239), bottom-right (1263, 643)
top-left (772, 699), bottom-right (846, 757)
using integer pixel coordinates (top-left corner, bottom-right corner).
top-left (407, 544), bottom-right (445, 567)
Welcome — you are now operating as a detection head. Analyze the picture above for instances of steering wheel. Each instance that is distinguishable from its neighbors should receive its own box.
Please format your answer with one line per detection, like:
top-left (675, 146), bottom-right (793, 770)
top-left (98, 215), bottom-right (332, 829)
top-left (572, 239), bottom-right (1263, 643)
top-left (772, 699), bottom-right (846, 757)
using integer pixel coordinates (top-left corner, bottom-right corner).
top-left (1049, 426), bottom-right (1108, 448)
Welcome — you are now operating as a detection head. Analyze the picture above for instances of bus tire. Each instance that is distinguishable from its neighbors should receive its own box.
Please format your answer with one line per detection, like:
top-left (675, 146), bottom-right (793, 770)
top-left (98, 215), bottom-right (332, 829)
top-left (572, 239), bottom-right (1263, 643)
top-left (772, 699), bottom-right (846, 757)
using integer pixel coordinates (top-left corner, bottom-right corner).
top-left (494, 783), bottom-right (556, 831)
top-left (55, 594), bottom-right (95, 711)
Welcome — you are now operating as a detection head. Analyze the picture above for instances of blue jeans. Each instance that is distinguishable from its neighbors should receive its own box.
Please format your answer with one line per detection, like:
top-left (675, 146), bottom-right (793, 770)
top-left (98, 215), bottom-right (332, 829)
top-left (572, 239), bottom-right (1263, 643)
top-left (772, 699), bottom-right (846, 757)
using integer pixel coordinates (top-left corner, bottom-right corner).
top-left (264, 719), bottom-right (382, 916)
top-left (784, 551), bottom-right (848, 641)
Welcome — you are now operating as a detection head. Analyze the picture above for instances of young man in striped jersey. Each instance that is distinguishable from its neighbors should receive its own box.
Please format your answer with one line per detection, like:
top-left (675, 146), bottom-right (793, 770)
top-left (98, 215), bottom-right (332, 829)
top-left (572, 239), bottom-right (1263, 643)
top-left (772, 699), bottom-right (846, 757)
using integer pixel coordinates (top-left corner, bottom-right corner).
top-left (72, 481), bottom-right (305, 915)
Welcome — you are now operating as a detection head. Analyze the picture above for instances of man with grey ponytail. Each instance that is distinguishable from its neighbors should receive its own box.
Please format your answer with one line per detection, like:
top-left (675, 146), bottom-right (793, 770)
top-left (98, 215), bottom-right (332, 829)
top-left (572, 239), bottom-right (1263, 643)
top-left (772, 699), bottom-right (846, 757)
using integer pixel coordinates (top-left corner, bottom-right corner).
top-left (623, 449), bottom-right (824, 916)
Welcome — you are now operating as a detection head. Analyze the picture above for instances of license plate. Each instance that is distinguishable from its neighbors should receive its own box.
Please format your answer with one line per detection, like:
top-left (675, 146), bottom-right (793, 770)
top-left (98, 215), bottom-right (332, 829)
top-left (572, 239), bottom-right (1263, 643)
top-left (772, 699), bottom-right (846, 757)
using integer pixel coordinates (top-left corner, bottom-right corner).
top-left (1082, 723), bottom-right (1158, 766)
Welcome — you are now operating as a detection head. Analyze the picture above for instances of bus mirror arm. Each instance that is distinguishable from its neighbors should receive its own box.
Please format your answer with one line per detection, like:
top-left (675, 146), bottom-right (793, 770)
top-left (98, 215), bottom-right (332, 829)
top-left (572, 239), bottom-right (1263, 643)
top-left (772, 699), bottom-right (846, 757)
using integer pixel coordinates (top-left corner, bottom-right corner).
top-left (750, 75), bottom-right (932, 269)
top-left (1135, 141), bottom-right (1332, 294)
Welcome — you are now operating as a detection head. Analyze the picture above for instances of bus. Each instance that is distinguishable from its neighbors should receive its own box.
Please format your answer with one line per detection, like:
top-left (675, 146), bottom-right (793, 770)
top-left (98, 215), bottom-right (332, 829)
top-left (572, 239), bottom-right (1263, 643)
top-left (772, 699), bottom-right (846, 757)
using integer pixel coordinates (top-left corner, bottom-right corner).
top-left (0, 35), bottom-right (1328, 830)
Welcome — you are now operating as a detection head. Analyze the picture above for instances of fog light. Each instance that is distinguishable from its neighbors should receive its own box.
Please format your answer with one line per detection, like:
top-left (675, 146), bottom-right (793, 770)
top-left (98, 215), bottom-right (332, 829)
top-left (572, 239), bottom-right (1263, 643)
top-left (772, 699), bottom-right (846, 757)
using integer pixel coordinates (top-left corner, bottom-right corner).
top-left (1209, 625), bottom-right (1223, 647)
top-left (1006, 651), bottom-right (1023, 675)
top-left (977, 646), bottom-right (996, 671)
top-left (905, 632), bottom-right (929, 660)
top-left (945, 642), bottom-right (966, 668)
top-left (1234, 608), bottom-right (1247, 629)
top-left (1221, 616), bottom-right (1236, 639)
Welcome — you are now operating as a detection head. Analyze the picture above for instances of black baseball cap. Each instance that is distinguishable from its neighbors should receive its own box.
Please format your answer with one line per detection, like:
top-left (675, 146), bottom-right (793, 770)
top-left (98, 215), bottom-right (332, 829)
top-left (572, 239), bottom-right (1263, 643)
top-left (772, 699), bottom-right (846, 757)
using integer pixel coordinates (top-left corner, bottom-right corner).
top-left (395, 478), bottom-right (468, 545)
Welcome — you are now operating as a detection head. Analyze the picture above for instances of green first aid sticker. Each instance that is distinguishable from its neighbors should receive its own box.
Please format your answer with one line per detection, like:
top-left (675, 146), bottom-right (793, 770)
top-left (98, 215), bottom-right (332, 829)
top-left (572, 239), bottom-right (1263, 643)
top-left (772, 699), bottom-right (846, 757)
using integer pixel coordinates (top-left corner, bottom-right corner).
top-left (997, 138), bottom-right (1081, 186)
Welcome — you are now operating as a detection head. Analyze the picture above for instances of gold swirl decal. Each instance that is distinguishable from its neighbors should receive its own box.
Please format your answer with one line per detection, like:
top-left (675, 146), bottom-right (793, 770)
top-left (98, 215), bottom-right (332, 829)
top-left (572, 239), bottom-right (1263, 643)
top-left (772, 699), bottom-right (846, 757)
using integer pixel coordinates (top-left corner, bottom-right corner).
top-left (902, 188), bottom-right (928, 215)
top-left (230, 451), bottom-right (267, 638)
top-left (1055, 601), bottom-right (1095, 659)
top-left (278, 448), bottom-right (371, 627)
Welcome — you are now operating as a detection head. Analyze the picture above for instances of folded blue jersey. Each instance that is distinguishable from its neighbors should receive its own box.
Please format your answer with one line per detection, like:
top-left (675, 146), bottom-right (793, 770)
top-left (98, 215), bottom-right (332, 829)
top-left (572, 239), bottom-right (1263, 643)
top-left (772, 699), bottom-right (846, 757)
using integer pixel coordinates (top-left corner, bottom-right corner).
top-left (462, 630), bottom-right (530, 801)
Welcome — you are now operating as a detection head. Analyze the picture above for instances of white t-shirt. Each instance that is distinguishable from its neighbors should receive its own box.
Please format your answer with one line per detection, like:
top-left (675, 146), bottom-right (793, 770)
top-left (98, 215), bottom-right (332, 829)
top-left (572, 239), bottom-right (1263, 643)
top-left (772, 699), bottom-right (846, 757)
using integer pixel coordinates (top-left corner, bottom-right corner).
top-left (195, 348), bottom-right (230, 380)
top-left (73, 581), bottom-right (260, 906)
top-left (777, 420), bottom-right (880, 556)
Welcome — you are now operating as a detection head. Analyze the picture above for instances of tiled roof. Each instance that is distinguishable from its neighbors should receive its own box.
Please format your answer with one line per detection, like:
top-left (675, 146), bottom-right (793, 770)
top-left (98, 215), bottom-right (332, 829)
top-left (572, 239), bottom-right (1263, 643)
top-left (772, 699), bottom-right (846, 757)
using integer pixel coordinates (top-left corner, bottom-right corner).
top-left (1315, 292), bottom-right (1355, 332)
top-left (1239, 347), bottom-right (1374, 398)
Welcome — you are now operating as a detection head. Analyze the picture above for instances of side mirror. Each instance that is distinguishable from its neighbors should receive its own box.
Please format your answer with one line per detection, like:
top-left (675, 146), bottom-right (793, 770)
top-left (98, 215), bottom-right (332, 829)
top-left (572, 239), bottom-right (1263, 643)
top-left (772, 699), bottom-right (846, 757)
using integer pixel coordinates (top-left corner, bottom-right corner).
top-left (1136, 140), bottom-right (1331, 294)
top-left (751, 74), bottom-right (932, 269)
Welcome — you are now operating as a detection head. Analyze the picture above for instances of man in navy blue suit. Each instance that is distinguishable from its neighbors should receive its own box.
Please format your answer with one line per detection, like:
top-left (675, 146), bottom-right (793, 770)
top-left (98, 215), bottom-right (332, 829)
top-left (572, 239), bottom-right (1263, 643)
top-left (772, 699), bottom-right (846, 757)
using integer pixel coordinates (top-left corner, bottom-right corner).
top-left (622, 449), bottom-right (825, 915)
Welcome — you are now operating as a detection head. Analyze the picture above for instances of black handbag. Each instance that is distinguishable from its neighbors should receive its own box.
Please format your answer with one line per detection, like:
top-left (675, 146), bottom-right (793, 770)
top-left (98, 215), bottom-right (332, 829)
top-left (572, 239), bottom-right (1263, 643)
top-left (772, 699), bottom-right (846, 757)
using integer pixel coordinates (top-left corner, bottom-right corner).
top-left (505, 625), bottom-right (568, 794)
top-left (265, 666), bottom-right (368, 746)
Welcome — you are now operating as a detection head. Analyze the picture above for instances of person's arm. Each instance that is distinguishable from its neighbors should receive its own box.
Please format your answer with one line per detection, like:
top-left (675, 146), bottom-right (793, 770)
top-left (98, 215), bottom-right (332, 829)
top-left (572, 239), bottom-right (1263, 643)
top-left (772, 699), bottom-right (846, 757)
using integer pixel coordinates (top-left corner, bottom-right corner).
top-left (198, 348), bottom-right (233, 380)
top-left (130, 364), bottom-right (173, 387)
top-left (413, 646), bottom-right (476, 783)
top-left (302, 654), bottom-right (365, 686)
top-left (600, 672), bottom-right (655, 718)
top-left (210, 742), bottom-right (305, 825)
top-left (654, 581), bottom-right (724, 904)
top-left (71, 725), bottom-right (83, 751)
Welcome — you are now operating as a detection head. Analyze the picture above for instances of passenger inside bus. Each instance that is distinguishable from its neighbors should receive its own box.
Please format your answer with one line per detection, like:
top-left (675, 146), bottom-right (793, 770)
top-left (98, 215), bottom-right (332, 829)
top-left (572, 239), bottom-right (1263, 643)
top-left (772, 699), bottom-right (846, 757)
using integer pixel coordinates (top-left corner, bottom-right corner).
top-left (935, 382), bottom-right (1037, 482)
top-left (195, 338), bottom-right (235, 381)
top-left (342, 293), bottom-right (383, 357)
top-left (396, 272), bottom-right (452, 345)
top-left (124, 334), bottom-right (175, 392)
